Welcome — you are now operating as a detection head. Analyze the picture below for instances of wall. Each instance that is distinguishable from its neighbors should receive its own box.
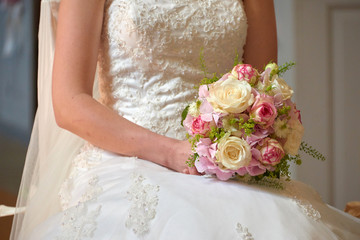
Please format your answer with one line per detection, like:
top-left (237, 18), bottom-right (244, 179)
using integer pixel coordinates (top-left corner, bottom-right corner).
top-left (0, 1), bottom-right (35, 142)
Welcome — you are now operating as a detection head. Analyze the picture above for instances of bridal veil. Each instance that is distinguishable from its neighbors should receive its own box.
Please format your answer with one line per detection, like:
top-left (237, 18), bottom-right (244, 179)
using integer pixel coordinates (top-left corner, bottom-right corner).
top-left (10, 0), bottom-right (99, 238)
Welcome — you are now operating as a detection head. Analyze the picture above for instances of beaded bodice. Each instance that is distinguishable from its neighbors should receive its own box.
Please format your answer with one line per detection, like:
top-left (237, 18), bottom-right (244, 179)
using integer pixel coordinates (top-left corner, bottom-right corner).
top-left (97, 0), bottom-right (248, 140)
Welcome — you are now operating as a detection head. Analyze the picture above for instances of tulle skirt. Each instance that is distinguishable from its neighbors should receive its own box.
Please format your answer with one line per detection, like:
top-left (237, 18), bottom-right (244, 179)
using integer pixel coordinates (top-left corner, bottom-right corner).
top-left (28, 144), bottom-right (360, 240)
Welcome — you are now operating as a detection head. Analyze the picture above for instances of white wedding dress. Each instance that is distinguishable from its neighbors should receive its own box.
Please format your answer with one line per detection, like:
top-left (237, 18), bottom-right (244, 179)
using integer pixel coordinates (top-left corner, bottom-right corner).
top-left (24, 0), bottom-right (360, 239)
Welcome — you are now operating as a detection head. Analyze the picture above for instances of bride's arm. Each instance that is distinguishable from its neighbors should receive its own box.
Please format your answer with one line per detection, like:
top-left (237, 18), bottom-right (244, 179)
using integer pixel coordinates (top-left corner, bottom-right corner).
top-left (52, 0), bottom-right (197, 174)
top-left (243, 0), bottom-right (277, 70)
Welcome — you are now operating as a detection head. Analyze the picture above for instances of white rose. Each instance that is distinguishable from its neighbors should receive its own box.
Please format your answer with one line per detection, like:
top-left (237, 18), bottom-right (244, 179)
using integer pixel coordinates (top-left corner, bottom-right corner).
top-left (271, 76), bottom-right (294, 101)
top-left (283, 119), bottom-right (304, 155)
top-left (188, 101), bottom-right (200, 117)
top-left (216, 134), bottom-right (252, 170)
top-left (207, 76), bottom-right (254, 114)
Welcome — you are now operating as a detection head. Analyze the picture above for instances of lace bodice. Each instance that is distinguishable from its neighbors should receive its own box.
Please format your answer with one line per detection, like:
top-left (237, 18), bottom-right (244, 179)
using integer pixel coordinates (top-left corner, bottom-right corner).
top-left (97, 0), bottom-right (248, 140)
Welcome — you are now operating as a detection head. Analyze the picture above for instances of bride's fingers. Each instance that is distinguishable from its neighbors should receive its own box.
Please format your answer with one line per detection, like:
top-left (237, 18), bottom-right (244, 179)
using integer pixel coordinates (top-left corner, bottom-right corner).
top-left (182, 167), bottom-right (199, 175)
top-left (188, 167), bottom-right (201, 176)
top-left (182, 168), bottom-right (190, 174)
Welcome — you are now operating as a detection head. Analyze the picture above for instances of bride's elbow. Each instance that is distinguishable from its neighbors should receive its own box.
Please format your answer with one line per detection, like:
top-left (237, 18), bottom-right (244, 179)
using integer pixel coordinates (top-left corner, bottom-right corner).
top-left (53, 101), bottom-right (70, 129)
top-left (52, 92), bottom-right (75, 130)
top-left (52, 91), bottom-right (93, 131)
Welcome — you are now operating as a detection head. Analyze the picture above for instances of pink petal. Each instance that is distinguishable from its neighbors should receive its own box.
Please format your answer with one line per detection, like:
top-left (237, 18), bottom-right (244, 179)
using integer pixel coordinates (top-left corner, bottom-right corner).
top-left (200, 100), bottom-right (213, 114)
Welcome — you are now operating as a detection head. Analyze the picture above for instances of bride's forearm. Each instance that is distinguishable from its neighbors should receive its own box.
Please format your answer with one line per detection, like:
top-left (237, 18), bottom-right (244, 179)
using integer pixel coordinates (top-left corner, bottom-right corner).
top-left (243, 0), bottom-right (277, 70)
top-left (54, 92), bottom-right (179, 168)
top-left (52, 0), bottom-right (190, 172)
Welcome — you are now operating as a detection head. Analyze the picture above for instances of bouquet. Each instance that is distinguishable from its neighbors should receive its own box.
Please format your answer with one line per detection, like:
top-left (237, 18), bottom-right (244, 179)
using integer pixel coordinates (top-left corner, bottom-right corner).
top-left (181, 60), bottom-right (324, 184)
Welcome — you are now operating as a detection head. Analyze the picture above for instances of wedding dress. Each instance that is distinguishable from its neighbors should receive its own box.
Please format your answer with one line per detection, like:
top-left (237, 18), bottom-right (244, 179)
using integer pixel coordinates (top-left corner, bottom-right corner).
top-left (9, 0), bottom-right (360, 239)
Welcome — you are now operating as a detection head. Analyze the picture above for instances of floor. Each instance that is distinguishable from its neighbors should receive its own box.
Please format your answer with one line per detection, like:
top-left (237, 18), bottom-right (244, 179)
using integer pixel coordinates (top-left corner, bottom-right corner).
top-left (0, 134), bottom-right (27, 239)
top-left (0, 190), bottom-right (17, 239)
top-left (0, 134), bottom-right (26, 194)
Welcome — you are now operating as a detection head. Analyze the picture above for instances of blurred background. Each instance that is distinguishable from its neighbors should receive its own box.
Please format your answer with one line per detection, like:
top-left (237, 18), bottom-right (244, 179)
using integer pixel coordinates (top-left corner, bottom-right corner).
top-left (0, 0), bottom-right (359, 238)
top-left (0, 0), bottom-right (39, 237)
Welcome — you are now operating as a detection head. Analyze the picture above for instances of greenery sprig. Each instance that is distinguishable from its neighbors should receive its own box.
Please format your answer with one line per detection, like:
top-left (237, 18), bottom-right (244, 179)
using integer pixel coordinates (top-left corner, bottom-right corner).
top-left (199, 48), bottom-right (208, 77)
top-left (228, 117), bottom-right (255, 136)
top-left (209, 126), bottom-right (226, 142)
top-left (277, 105), bottom-right (291, 116)
top-left (186, 133), bottom-right (203, 150)
top-left (277, 61), bottom-right (296, 76)
top-left (239, 118), bottom-right (255, 136)
top-left (300, 141), bottom-right (326, 161)
top-left (199, 73), bottom-right (220, 86)
top-left (186, 153), bottom-right (199, 167)
top-left (233, 52), bottom-right (242, 67)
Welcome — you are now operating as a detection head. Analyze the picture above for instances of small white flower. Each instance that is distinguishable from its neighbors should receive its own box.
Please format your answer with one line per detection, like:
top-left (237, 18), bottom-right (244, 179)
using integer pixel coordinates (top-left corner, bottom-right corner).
top-left (188, 102), bottom-right (200, 117)
top-left (222, 116), bottom-right (243, 137)
top-left (284, 119), bottom-right (304, 155)
top-left (274, 118), bottom-right (291, 138)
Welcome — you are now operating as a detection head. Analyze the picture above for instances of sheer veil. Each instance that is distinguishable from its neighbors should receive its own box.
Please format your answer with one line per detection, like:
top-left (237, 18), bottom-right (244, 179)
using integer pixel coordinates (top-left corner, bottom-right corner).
top-left (10, 0), bottom-right (99, 238)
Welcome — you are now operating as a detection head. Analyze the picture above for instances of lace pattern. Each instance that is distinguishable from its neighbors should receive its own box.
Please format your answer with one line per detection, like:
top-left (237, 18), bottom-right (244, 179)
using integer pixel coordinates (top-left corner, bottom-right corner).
top-left (59, 143), bottom-right (104, 210)
top-left (125, 173), bottom-right (160, 237)
top-left (236, 223), bottom-right (254, 240)
top-left (284, 181), bottom-right (321, 221)
top-left (57, 143), bottom-right (104, 239)
top-left (80, 176), bottom-right (103, 203)
top-left (98, 0), bottom-right (248, 140)
top-left (291, 196), bottom-right (321, 221)
top-left (56, 203), bottom-right (102, 240)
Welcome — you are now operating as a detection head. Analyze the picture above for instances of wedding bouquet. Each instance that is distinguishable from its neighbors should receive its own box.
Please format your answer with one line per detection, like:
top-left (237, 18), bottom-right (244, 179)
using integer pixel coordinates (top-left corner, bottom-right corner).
top-left (181, 60), bottom-right (324, 183)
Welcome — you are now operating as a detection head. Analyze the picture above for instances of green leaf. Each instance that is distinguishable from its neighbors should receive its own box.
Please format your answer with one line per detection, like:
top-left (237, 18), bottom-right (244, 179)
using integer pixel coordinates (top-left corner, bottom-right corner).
top-left (181, 105), bottom-right (190, 126)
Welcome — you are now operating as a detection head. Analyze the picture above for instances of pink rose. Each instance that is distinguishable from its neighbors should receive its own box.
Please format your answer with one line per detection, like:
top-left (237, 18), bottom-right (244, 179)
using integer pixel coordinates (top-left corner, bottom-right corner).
top-left (259, 138), bottom-right (285, 166)
top-left (231, 64), bottom-right (258, 85)
top-left (250, 94), bottom-right (277, 128)
top-left (245, 148), bottom-right (275, 176)
top-left (191, 116), bottom-right (212, 136)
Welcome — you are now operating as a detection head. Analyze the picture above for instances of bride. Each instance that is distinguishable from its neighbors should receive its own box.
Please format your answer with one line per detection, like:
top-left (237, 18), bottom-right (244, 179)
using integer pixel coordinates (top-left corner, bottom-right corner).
top-left (6, 0), bottom-right (360, 239)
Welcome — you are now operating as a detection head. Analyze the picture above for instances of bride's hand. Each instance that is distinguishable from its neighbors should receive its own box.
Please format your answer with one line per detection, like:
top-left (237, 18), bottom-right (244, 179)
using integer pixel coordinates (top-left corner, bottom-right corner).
top-left (169, 140), bottom-right (200, 175)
